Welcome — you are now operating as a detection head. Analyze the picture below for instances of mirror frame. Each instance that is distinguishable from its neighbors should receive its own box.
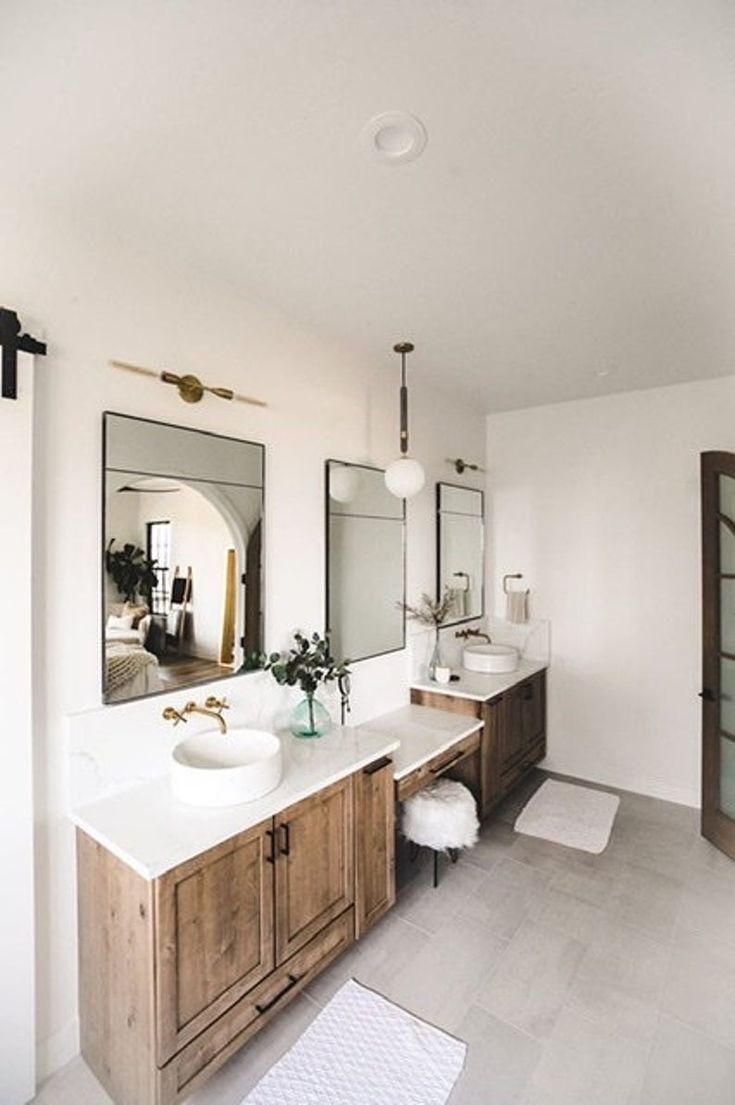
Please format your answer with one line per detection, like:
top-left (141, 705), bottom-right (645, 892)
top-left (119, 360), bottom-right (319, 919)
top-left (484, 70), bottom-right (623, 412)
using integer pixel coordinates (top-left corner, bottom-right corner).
top-left (101, 411), bottom-right (266, 705)
top-left (435, 480), bottom-right (485, 628)
top-left (324, 459), bottom-right (406, 664)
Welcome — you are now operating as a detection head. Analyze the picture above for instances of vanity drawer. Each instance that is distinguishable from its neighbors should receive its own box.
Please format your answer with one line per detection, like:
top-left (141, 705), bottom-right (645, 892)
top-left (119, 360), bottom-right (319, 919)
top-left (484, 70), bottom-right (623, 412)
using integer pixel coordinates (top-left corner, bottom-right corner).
top-left (500, 736), bottom-right (546, 796)
top-left (159, 907), bottom-right (355, 1103)
top-left (396, 729), bottom-right (481, 802)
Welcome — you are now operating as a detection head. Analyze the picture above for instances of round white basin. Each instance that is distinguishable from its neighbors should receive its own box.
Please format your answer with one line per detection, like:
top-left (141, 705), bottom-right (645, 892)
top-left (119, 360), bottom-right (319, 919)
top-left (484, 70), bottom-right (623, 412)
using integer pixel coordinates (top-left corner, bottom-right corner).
top-left (463, 644), bottom-right (519, 674)
top-left (171, 728), bottom-right (283, 808)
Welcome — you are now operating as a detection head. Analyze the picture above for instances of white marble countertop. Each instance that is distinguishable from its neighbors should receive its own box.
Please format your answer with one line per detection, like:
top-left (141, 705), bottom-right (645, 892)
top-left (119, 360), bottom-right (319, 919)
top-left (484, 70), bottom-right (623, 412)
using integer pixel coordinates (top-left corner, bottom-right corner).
top-left (357, 705), bottom-right (483, 780)
top-left (71, 703), bottom-right (489, 880)
top-left (411, 659), bottom-right (547, 702)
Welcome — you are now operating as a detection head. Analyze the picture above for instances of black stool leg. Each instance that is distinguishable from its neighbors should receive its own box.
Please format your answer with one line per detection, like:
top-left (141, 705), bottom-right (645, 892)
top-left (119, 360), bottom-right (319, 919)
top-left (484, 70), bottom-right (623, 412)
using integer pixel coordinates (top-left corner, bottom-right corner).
top-left (449, 848), bottom-right (459, 864)
top-left (433, 849), bottom-right (439, 888)
top-left (408, 841), bottom-right (420, 863)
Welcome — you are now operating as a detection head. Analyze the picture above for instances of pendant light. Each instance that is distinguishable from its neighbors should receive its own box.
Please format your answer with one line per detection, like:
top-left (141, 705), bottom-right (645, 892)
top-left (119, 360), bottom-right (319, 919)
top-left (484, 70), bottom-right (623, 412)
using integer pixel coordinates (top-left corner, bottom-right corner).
top-left (385, 341), bottom-right (425, 499)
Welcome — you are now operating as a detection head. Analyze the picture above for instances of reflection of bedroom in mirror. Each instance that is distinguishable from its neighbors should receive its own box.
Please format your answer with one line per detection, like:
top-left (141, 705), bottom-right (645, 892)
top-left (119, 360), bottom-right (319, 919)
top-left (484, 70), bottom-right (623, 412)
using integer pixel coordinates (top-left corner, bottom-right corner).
top-left (102, 413), bottom-right (264, 704)
top-left (436, 482), bottom-right (485, 625)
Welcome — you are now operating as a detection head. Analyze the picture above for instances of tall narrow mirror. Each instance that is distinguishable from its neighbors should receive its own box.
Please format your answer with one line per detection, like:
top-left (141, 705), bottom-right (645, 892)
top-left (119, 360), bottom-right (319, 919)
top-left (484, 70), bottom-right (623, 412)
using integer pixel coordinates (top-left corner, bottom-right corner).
top-left (102, 412), bottom-right (264, 703)
top-left (436, 482), bottom-right (485, 624)
top-left (326, 460), bottom-right (405, 662)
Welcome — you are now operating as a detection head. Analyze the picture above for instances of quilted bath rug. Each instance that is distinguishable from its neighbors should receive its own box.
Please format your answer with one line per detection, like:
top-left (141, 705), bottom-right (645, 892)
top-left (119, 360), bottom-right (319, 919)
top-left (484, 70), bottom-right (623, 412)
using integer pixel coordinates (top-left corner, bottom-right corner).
top-left (242, 978), bottom-right (467, 1105)
top-left (514, 779), bottom-right (620, 854)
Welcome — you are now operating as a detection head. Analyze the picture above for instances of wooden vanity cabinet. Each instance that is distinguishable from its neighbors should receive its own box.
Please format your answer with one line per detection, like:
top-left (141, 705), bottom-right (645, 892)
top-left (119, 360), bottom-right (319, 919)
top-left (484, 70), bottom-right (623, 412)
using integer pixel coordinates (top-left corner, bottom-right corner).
top-left (78, 760), bottom-right (394, 1105)
top-left (411, 669), bottom-right (547, 819)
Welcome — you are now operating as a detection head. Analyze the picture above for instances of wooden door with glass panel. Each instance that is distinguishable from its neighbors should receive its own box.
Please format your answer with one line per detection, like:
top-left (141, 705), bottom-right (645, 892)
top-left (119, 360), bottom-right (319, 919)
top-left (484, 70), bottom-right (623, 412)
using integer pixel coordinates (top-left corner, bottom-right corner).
top-left (701, 452), bottom-right (735, 859)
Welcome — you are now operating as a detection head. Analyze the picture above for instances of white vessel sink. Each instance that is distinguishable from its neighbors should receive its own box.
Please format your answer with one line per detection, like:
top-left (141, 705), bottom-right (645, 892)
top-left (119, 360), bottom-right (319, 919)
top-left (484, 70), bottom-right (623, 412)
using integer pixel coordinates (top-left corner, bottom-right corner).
top-left (171, 728), bottom-right (283, 808)
top-left (463, 643), bottom-right (520, 675)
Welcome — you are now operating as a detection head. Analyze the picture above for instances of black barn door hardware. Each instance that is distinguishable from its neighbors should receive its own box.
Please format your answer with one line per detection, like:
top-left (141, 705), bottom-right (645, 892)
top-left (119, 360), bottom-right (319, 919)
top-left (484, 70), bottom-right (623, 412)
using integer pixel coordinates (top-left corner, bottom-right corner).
top-left (0, 307), bottom-right (47, 400)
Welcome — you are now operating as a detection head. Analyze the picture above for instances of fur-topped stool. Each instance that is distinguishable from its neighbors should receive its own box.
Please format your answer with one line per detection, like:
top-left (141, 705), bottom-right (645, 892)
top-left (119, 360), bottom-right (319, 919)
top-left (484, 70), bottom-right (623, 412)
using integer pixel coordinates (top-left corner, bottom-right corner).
top-left (401, 778), bottom-right (479, 887)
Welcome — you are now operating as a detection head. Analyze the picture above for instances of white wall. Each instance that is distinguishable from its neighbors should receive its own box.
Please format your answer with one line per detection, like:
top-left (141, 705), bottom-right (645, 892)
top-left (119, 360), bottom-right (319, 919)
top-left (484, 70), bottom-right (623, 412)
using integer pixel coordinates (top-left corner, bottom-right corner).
top-left (0, 353), bottom-right (37, 1104)
top-left (3, 205), bottom-right (485, 1086)
top-left (487, 376), bottom-right (735, 809)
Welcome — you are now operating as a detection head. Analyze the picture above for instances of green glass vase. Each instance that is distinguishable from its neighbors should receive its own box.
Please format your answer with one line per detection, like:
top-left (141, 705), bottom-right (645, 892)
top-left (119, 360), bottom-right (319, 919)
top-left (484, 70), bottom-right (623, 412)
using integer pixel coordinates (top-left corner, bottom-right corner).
top-left (290, 692), bottom-right (331, 738)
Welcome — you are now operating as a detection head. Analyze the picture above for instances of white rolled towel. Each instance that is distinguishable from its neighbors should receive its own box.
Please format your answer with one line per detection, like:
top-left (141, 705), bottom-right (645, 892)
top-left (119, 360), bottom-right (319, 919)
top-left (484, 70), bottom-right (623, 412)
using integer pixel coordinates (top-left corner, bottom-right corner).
top-left (402, 779), bottom-right (479, 851)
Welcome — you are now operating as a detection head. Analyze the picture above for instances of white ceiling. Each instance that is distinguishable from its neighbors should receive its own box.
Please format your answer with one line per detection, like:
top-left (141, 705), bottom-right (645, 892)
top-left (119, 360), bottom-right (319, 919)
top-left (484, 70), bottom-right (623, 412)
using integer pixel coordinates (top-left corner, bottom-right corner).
top-left (4, 0), bottom-right (735, 411)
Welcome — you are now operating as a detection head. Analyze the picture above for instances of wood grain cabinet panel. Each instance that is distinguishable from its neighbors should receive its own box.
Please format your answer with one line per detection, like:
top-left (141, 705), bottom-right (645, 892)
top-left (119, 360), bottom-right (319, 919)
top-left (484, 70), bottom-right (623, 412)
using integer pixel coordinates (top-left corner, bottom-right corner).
top-left (355, 757), bottom-right (395, 937)
top-left (155, 820), bottom-right (275, 1063)
top-left (274, 776), bottom-right (354, 963)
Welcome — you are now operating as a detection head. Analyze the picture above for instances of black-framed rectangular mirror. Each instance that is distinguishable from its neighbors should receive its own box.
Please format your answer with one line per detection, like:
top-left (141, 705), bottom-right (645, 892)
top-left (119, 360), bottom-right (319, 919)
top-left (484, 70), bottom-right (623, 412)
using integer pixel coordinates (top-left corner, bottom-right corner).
top-left (436, 482), bottom-right (485, 625)
top-left (325, 460), bottom-right (405, 663)
top-left (102, 412), bottom-right (265, 704)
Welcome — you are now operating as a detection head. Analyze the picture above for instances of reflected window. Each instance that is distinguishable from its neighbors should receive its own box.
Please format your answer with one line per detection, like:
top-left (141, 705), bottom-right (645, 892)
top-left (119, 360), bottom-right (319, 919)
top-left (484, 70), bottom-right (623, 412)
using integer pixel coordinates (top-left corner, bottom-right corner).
top-left (146, 520), bottom-right (171, 614)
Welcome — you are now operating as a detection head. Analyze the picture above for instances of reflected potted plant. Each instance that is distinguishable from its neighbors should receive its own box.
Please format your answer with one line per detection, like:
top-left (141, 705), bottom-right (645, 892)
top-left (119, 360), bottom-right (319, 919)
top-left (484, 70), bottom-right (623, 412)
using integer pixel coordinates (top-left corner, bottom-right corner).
top-left (399, 590), bottom-right (455, 681)
top-left (265, 631), bottom-right (350, 738)
top-left (105, 539), bottom-right (159, 605)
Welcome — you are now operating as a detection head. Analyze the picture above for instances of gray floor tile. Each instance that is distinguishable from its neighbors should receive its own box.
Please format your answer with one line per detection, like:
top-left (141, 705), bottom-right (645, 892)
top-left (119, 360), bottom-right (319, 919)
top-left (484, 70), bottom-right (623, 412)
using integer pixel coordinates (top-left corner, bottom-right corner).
top-left (385, 913), bottom-right (509, 1032)
top-left (394, 852), bottom-right (490, 934)
top-left (606, 861), bottom-right (683, 941)
top-left (461, 818), bottom-right (518, 872)
top-left (568, 917), bottom-right (671, 1043)
top-left (450, 1005), bottom-right (542, 1105)
top-left (527, 885), bottom-right (605, 942)
top-left (678, 866), bottom-right (735, 947)
top-left (34, 1058), bottom-right (112, 1105)
top-left (662, 930), bottom-right (735, 1050)
top-left (458, 857), bottom-right (551, 939)
top-left (638, 1014), bottom-right (735, 1105)
top-left (519, 1007), bottom-right (648, 1105)
top-left (477, 918), bottom-right (587, 1040)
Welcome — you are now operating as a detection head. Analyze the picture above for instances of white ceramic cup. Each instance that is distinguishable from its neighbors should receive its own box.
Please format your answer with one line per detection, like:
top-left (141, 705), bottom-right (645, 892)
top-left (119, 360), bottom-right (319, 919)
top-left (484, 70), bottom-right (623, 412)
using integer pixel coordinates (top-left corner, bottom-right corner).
top-left (434, 665), bottom-right (452, 684)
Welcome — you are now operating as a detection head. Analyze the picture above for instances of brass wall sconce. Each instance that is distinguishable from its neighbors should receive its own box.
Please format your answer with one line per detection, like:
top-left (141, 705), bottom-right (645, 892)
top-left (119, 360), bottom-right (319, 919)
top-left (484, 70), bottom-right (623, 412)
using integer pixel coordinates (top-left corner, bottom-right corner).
top-left (109, 359), bottom-right (268, 408)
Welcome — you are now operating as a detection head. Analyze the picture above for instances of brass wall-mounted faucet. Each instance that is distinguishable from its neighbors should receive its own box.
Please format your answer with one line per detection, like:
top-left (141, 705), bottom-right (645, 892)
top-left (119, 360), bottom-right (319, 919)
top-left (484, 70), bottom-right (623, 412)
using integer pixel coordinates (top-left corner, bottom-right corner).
top-left (162, 696), bottom-right (230, 735)
top-left (454, 627), bottom-right (492, 644)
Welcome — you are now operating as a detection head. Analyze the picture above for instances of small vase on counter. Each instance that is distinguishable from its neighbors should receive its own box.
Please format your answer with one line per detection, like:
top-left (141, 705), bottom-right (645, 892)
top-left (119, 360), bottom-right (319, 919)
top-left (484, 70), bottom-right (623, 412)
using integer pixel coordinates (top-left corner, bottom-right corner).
top-left (265, 630), bottom-right (349, 741)
top-left (290, 692), bottom-right (331, 739)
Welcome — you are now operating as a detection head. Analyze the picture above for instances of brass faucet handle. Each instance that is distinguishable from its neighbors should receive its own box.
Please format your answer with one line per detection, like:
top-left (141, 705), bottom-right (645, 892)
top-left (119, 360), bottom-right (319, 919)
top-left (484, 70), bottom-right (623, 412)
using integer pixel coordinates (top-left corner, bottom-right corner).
top-left (205, 696), bottom-right (229, 711)
top-left (162, 706), bottom-right (187, 725)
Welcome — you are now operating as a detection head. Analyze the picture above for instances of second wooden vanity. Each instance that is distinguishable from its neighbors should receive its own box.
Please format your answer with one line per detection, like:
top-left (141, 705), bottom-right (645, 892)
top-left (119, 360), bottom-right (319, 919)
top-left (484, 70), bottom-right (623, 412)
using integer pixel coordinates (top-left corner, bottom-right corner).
top-left (411, 662), bottom-right (547, 817)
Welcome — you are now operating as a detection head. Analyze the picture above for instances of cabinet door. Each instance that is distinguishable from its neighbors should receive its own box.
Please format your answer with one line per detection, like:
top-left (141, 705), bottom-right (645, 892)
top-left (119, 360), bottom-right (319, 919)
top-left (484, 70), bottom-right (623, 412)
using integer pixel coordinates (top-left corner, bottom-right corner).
top-left (355, 758), bottom-right (395, 937)
top-left (521, 671), bottom-right (546, 748)
top-left (275, 776), bottom-right (354, 964)
top-left (499, 685), bottom-right (526, 771)
top-left (154, 819), bottom-right (275, 1063)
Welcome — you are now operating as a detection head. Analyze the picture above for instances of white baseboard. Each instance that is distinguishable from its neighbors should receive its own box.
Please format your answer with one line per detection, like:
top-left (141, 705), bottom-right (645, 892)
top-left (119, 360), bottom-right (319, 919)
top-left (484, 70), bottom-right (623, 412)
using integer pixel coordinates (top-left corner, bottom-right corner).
top-left (541, 756), bottom-right (700, 810)
top-left (36, 1017), bottom-right (79, 1085)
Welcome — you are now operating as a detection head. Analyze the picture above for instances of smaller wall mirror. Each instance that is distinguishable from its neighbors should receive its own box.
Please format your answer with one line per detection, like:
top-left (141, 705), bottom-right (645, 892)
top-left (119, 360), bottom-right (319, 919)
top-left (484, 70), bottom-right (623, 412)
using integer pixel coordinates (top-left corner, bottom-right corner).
top-left (326, 460), bottom-right (405, 662)
top-left (436, 482), bottom-right (485, 625)
top-left (102, 413), bottom-right (264, 704)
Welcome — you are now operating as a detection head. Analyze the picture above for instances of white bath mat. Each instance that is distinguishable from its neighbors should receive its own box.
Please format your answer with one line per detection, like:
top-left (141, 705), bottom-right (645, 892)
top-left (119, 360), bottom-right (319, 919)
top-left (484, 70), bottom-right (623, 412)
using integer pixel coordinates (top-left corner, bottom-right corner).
top-left (242, 978), bottom-right (466, 1105)
top-left (514, 779), bottom-right (620, 854)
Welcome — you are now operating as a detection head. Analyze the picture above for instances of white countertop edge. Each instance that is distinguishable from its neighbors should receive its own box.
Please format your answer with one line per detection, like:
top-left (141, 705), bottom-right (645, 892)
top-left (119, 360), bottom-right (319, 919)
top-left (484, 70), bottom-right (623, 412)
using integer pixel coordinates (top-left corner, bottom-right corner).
top-left (411, 660), bottom-right (547, 702)
top-left (71, 736), bottom-right (401, 880)
top-left (392, 719), bottom-right (483, 780)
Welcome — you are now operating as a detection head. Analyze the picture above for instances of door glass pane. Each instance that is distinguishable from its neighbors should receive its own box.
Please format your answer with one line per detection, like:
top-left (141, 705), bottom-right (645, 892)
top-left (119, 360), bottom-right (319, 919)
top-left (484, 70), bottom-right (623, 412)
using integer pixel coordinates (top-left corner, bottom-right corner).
top-left (720, 579), bottom-right (735, 655)
top-left (719, 475), bottom-right (735, 573)
top-left (720, 737), bottom-right (735, 818)
top-left (720, 657), bottom-right (735, 736)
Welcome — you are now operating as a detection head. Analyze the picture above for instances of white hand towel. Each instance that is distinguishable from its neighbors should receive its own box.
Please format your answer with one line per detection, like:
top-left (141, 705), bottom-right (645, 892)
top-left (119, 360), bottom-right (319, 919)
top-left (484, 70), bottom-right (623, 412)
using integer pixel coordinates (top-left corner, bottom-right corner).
top-left (506, 589), bottom-right (529, 624)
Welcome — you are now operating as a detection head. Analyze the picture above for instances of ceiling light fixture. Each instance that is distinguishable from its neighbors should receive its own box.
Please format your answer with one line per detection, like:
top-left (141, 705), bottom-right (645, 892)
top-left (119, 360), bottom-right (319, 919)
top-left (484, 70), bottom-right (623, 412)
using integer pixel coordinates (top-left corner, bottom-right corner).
top-left (360, 112), bottom-right (427, 165)
top-left (385, 342), bottom-right (425, 499)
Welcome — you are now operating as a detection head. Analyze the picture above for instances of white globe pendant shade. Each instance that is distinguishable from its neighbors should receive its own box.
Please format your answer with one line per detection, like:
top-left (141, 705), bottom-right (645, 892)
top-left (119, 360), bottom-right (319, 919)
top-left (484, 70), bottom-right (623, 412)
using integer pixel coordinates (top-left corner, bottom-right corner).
top-left (329, 465), bottom-right (362, 504)
top-left (385, 456), bottom-right (425, 499)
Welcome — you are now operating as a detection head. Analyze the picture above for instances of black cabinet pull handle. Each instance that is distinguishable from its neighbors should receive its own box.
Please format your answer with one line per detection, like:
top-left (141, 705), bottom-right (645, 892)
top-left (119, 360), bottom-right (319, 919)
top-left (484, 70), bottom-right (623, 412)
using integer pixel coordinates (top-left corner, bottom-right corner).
top-left (265, 828), bottom-right (276, 864)
top-left (699, 689), bottom-right (718, 702)
top-left (280, 822), bottom-right (290, 856)
top-left (364, 756), bottom-right (392, 775)
top-left (255, 974), bottom-right (300, 1014)
top-left (432, 749), bottom-right (463, 774)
